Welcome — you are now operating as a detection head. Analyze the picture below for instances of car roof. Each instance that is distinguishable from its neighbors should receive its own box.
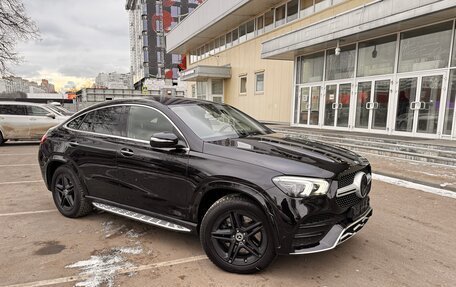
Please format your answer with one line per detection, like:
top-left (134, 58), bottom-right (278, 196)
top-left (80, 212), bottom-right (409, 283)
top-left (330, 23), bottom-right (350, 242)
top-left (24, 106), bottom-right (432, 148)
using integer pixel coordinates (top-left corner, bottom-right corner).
top-left (0, 101), bottom-right (47, 107)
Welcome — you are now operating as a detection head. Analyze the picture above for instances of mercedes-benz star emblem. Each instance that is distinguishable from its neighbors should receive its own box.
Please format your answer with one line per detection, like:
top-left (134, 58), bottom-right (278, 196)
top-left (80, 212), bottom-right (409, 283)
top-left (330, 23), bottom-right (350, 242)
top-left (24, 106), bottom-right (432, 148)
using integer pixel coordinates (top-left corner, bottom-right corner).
top-left (353, 172), bottom-right (371, 198)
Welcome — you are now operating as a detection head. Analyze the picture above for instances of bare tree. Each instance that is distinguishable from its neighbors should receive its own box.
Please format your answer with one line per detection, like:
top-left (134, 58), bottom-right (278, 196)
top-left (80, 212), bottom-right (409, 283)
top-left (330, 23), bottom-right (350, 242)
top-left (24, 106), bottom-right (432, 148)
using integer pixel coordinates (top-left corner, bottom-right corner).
top-left (0, 0), bottom-right (39, 75)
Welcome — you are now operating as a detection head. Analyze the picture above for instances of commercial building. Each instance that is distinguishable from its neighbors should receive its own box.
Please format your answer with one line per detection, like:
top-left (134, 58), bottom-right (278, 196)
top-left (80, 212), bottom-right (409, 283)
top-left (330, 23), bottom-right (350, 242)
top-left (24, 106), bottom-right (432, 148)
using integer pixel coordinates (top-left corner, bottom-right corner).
top-left (125, 0), bottom-right (202, 89)
top-left (167, 0), bottom-right (456, 140)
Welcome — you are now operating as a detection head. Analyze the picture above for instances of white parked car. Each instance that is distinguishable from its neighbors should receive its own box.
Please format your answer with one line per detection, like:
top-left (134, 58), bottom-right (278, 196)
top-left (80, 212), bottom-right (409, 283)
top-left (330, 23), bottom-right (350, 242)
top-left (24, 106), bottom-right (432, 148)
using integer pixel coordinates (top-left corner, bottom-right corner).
top-left (0, 101), bottom-right (70, 145)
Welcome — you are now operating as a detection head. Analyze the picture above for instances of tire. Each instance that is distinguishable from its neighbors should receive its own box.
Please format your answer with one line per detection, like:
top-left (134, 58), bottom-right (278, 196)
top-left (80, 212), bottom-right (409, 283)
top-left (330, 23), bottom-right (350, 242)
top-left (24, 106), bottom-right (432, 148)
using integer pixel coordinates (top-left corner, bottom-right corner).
top-left (200, 195), bottom-right (276, 274)
top-left (0, 131), bottom-right (5, 146)
top-left (51, 165), bottom-right (92, 218)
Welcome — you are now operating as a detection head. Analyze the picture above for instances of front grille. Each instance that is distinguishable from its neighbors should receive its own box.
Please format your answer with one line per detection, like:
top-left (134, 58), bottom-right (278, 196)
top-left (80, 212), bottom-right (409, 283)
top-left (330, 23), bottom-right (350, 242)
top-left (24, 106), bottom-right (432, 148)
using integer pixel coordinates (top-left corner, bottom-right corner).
top-left (336, 193), bottom-right (362, 208)
top-left (292, 213), bottom-right (346, 249)
top-left (338, 173), bottom-right (356, 188)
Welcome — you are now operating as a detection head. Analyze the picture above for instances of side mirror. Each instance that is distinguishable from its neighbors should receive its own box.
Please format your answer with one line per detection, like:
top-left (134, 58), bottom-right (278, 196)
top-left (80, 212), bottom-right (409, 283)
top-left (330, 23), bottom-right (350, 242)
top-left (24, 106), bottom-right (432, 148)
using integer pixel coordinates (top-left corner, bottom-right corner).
top-left (150, 132), bottom-right (179, 148)
top-left (46, 113), bottom-right (56, 119)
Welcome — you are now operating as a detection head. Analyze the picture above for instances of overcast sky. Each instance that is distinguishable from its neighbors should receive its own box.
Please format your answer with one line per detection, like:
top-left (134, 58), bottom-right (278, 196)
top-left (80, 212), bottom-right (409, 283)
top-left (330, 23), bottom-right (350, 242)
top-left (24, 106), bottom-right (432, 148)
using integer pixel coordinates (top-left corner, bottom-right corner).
top-left (13, 0), bottom-right (130, 91)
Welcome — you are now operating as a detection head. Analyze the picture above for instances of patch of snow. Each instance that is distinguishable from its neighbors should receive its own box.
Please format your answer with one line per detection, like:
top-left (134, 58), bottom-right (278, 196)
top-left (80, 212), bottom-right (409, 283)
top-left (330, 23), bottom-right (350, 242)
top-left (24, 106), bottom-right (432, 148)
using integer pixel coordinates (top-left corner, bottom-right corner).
top-left (373, 174), bottom-right (456, 199)
top-left (66, 246), bottom-right (143, 287)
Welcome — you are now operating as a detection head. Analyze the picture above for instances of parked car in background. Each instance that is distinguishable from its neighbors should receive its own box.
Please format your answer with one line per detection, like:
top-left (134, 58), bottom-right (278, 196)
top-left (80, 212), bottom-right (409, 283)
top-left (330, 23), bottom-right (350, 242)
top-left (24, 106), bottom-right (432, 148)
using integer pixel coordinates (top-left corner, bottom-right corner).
top-left (38, 97), bottom-right (373, 274)
top-left (48, 102), bottom-right (74, 116)
top-left (0, 101), bottom-right (70, 145)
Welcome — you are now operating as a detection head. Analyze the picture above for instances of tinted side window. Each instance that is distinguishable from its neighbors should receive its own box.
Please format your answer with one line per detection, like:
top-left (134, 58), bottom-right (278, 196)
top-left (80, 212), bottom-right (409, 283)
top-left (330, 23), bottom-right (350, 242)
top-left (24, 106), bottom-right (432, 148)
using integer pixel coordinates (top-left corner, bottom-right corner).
top-left (79, 106), bottom-right (124, 136)
top-left (127, 106), bottom-right (174, 141)
top-left (0, 105), bottom-right (27, 115)
top-left (67, 115), bottom-right (86, 130)
top-left (27, 106), bottom-right (49, 116)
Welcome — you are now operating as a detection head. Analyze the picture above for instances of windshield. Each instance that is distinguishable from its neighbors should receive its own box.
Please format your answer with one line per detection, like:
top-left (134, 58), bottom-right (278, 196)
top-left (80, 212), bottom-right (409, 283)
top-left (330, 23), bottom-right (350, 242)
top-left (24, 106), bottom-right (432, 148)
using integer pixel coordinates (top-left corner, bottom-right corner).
top-left (171, 103), bottom-right (272, 141)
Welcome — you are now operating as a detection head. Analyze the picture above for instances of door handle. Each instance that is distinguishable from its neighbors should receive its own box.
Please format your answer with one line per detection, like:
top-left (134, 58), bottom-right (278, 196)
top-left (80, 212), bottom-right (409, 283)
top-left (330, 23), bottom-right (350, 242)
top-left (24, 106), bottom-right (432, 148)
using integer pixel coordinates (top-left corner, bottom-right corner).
top-left (332, 103), bottom-right (337, 110)
top-left (120, 148), bottom-right (134, 157)
top-left (338, 103), bottom-right (343, 109)
top-left (69, 142), bottom-right (79, 147)
top-left (374, 102), bottom-right (379, 109)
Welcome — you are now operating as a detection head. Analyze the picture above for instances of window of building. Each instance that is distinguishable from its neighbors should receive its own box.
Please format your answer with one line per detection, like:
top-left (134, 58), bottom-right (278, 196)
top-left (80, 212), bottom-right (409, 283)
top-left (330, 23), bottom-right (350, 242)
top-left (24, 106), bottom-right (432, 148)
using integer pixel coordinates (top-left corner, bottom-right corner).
top-left (275, 4), bottom-right (286, 27)
top-left (127, 106), bottom-right (173, 141)
top-left (298, 52), bottom-right (324, 84)
top-left (264, 10), bottom-right (274, 32)
top-left (196, 81), bottom-right (207, 100)
top-left (219, 35), bottom-right (226, 52)
top-left (226, 32), bottom-right (232, 48)
top-left (191, 84), bottom-right (196, 98)
top-left (255, 72), bottom-right (264, 93)
top-left (211, 79), bottom-right (223, 95)
top-left (451, 25), bottom-right (456, 67)
top-left (240, 76), bottom-right (247, 94)
top-left (214, 37), bottom-right (220, 53)
top-left (287, 0), bottom-right (299, 22)
top-left (256, 16), bottom-right (264, 36)
top-left (357, 35), bottom-right (397, 77)
top-left (232, 28), bottom-right (239, 45)
top-left (398, 21), bottom-right (453, 73)
top-left (326, 44), bottom-right (356, 81)
top-left (300, 0), bottom-right (313, 17)
top-left (209, 40), bottom-right (215, 55)
top-left (443, 69), bottom-right (456, 135)
top-left (239, 23), bottom-right (247, 43)
top-left (246, 19), bottom-right (255, 40)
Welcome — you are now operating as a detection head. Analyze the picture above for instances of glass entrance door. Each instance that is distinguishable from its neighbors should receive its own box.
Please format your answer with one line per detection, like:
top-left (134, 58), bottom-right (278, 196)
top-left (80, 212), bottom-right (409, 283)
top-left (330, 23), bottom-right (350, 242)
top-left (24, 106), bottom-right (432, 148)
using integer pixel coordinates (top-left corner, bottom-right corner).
top-left (394, 74), bottom-right (445, 136)
top-left (354, 79), bottom-right (391, 131)
top-left (299, 85), bottom-right (321, 126)
top-left (324, 83), bottom-right (352, 128)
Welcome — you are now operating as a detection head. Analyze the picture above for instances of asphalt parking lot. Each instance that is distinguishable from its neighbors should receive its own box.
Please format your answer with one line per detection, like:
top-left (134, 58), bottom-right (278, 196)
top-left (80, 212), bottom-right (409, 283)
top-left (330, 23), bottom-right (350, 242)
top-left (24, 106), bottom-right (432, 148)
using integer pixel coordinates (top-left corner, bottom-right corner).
top-left (1, 143), bottom-right (455, 287)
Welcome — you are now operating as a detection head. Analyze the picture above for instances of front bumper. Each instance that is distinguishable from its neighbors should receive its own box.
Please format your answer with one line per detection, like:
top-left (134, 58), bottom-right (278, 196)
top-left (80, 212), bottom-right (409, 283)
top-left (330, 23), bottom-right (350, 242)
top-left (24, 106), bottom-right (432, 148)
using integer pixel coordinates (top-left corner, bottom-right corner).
top-left (290, 207), bottom-right (373, 255)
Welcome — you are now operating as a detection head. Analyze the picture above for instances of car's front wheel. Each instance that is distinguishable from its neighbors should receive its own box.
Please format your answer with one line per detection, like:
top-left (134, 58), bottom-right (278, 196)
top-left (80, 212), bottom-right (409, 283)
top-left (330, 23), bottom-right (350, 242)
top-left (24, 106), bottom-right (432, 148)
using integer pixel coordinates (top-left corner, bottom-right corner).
top-left (51, 165), bottom-right (92, 218)
top-left (200, 195), bottom-right (276, 274)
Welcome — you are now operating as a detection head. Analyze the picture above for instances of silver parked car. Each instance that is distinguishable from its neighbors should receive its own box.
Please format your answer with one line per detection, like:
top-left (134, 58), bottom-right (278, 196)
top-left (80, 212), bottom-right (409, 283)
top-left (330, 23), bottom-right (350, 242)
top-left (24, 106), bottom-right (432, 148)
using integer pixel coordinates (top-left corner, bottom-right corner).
top-left (0, 102), bottom-right (70, 145)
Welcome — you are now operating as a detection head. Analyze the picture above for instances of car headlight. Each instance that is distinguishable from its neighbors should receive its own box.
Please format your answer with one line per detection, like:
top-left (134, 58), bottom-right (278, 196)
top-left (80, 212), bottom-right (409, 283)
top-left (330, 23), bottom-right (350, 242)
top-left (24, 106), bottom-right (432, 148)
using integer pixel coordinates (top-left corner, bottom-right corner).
top-left (272, 176), bottom-right (330, 198)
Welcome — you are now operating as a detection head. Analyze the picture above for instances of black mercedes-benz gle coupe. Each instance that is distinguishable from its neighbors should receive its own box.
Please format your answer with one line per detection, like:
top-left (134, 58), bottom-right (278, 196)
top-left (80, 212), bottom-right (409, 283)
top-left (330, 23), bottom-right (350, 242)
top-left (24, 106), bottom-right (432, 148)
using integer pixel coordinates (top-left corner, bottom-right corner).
top-left (38, 97), bottom-right (373, 274)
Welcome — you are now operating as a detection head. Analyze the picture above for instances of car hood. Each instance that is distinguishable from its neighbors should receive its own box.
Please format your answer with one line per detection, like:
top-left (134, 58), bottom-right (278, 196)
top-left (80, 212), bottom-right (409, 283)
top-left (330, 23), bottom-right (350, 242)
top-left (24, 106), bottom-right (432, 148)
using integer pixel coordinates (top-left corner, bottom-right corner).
top-left (203, 133), bottom-right (368, 178)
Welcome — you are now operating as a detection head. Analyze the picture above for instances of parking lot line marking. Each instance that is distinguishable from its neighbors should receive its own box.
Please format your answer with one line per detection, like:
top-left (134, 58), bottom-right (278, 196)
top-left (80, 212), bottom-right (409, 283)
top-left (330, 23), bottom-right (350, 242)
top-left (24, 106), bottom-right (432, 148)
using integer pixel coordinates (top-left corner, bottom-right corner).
top-left (372, 173), bottom-right (456, 199)
top-left (2, 255), bottom-right (208, 287)
top-left (0, 153), bottom-right (36, 156)
top-left (0, 180), bottom-right (43, 185)
top-left (0, 210), bottom-right (57, 217)
top-left (0, 164), bottom-right (39, 167)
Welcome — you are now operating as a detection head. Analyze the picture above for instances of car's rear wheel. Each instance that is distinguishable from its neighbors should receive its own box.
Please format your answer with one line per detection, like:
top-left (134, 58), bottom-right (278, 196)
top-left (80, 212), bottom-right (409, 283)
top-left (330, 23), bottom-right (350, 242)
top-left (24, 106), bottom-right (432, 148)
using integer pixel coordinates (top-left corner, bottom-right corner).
top-left (200, 195), bottom-right (276, 274)
top-left (51, 165), bottom-right (92, 218)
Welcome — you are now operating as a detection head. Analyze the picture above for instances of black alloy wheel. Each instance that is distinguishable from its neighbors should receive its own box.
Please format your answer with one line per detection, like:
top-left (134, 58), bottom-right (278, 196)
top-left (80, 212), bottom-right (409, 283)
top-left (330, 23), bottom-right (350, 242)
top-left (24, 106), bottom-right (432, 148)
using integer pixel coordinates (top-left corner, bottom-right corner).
top-left (54, 174), bottom-right (75, 211)
top-left (200, 195), bottom-right (276, 274)
top-left (51, 165), bottom-right (92, 218)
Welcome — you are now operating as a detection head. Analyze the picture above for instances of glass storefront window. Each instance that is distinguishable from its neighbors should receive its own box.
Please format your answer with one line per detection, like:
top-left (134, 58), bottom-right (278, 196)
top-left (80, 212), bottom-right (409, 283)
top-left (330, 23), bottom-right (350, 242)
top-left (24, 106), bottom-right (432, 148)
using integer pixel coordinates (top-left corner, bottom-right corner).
top-left (211, 80), bottom-right (223, 95)
top-left (326, 44), bottom-right (356, 81)
top-left (398, 21), bottom-right (453, 73)
top-left (310, 86), bottom-right (321, 125)
top-left (298, 52), bottom-right (324, 84)
top-left (287, 0), bottom-right (299, 22)
top-left (443, 70), bottom-right (456, 135)
top-left (357, 35), bottom-right (397, 77)
top-left (196, 82), bottom-right (207, 100)
top-left (452, 27), bottom-right (456, 67)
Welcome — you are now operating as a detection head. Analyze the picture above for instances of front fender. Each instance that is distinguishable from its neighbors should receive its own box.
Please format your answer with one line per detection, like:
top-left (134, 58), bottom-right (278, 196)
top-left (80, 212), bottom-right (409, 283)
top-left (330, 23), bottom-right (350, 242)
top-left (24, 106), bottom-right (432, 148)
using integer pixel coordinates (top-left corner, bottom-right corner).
top-left (191, 178), bottom-right (282, 250)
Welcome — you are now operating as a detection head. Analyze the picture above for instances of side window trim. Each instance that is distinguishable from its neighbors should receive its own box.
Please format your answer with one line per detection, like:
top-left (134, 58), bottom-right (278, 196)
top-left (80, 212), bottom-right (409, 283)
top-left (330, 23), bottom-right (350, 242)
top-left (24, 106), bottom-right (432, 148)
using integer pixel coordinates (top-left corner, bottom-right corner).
top-left (64, 104), bottom-right (189, 149)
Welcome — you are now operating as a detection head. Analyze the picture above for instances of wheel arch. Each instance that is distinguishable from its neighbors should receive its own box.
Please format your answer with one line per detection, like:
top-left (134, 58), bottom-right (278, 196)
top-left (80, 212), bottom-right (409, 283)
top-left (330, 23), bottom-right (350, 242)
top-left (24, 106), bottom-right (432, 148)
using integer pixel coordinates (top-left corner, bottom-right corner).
top-left (45, 158), bottom-right (82, 191)
top-left (193, 181), bottom-right (280, 249)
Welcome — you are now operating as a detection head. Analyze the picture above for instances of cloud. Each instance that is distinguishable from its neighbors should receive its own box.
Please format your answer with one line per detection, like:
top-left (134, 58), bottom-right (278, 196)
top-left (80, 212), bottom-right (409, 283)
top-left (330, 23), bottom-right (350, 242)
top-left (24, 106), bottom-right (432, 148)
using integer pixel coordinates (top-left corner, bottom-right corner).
top-left (12, 0), bottom-right (131, 90)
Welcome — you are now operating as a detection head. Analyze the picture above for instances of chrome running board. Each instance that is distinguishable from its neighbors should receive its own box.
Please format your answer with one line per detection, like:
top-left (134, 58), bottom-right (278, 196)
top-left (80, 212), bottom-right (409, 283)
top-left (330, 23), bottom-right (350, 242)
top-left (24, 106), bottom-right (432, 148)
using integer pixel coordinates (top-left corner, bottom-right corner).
top-left (93, 202), bottom-right (191, 232)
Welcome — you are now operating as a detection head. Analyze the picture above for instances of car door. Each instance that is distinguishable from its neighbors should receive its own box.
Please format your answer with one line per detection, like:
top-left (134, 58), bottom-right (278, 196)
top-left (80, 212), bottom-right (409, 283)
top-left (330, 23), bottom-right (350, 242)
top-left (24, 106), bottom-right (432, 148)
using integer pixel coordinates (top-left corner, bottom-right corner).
top-left (0, 104), bottom-right (29, 139)
top-left (116, 105), bottom-right (193, 221)
top-left (26, 105), bottom-right (59, 139)
top-left (65, 106), bottom-right (125, 202)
